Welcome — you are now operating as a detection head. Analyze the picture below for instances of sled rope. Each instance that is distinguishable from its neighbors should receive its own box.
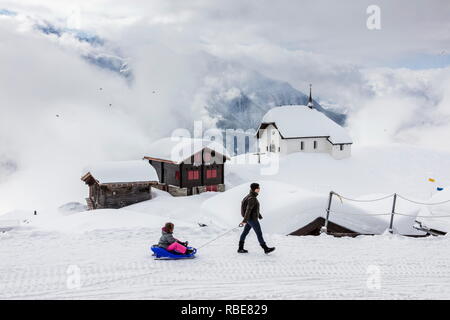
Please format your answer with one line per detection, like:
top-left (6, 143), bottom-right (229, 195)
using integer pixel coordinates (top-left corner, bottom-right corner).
top-left (197, 226), bottom-right (240, 249)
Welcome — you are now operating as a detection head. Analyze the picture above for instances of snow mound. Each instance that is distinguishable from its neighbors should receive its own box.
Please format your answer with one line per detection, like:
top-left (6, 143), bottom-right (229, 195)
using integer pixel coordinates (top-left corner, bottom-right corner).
top-left (58, 202), bottom-right (87, 215)
top-left (0, 210), bottom-right (33, 230)
top-left (31, 208), bottom-right (191, 233)
top-left (260, 105), bottom-right (352, 144)
top-left (416, 187), bottom-right (450, 233)
top-left (201, 181), bottom-right (397, 235)
top-left (82, 160), bottom-right (158, 184)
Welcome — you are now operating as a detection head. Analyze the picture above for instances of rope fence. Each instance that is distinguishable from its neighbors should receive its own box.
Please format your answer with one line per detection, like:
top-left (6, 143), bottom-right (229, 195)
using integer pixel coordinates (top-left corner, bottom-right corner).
top-left (334, 193), bottom-right (395, 203)
top-left (323, 191), bottom-right (450, 236)
top-left (396, 194), bottom-right (450, 206)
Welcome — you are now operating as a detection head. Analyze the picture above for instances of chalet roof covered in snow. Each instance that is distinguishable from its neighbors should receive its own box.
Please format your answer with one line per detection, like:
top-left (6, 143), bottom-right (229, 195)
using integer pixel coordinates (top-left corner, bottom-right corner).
top-left (259, 105), bottom-right (353, 144)
top-left (144, 137), bottom-right (230, 164)
top-left (82, 160), bottom-right (158, 184)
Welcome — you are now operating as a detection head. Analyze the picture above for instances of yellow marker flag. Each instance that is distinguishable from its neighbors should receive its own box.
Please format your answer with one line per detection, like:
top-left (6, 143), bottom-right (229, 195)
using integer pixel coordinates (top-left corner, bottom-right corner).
top-left (428, 178), bottom-right (436, 182)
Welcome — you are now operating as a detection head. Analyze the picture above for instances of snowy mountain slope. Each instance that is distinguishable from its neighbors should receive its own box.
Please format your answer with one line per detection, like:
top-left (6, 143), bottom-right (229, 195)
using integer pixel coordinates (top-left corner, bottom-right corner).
top-left (225, 144), bottom-right (450, 198)
top-left (202, 67), bottom-right (346, 131)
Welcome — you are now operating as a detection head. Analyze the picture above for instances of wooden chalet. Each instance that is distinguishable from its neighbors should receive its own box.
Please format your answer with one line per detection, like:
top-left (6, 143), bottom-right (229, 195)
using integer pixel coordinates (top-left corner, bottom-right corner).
top-left (144, 138), bottom-right (230, 196)
top-left (81, 160), bottom-right (159, 210)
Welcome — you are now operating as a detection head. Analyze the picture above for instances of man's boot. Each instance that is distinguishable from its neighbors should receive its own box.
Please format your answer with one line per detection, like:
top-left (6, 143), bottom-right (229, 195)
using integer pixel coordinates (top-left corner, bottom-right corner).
top-left (237, 241), bottom-right (248, 253)
top-left (261, 244), bottom-right (275, 254)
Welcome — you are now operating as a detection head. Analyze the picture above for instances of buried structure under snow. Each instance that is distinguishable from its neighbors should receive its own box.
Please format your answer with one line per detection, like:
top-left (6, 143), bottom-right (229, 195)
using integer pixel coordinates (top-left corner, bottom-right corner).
top-left (289, 217), bottom-right (363, 237)
top-left (290, 217), bottom-right (429, 237)
top-left (151, 245), bottom-right (197, 259)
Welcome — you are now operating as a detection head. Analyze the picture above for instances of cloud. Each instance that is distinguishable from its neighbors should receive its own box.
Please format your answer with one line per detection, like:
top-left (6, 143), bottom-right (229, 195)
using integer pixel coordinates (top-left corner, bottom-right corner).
top-left (1, 0), bottom-right (450, 214)
top-left (0, 18), bottom-right (204, 213)
top-left (348, 67), bottom-right (450, 150)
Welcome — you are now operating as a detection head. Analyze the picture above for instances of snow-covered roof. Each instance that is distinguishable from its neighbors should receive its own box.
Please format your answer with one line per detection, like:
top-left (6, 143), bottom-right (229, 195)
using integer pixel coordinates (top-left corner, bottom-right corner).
top-left (82, 160), bottom-right (158, 184)
top-left (144, 137), bottom-right (230, 164)
top-left (259, 105), bottom-right (352, 144)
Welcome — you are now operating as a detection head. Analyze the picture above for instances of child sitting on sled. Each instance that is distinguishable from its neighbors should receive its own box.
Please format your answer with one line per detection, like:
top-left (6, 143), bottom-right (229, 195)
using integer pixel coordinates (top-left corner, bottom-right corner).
top-left (158, 222), bottom-right (193, 255)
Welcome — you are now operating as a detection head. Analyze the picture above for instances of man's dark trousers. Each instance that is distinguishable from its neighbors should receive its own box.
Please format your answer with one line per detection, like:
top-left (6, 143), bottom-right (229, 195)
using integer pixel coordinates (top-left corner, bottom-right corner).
top-left (239, 219), bottom-right (266, 246)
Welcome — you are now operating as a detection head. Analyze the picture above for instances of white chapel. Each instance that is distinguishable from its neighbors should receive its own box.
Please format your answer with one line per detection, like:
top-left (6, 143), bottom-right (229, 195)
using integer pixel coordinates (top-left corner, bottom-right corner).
top-left (256, 87), bottom-right (353, 160)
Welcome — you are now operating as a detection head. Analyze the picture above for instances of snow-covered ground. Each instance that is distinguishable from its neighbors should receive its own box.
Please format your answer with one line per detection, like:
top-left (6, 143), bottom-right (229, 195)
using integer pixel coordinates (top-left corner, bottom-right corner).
top-left (2, 144), bottom-right (450, 299)
top-left (2, 224), bottom-right (450, 299)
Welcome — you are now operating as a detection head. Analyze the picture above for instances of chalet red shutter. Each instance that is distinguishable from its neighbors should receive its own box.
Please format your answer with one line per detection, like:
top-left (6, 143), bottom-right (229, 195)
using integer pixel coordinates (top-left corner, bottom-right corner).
top-left (188, 170), bottom-right (199, 180)
top-left (175, 171), bottom-right (180, 180)
top-left (212, 169), bottom-right (217, 178)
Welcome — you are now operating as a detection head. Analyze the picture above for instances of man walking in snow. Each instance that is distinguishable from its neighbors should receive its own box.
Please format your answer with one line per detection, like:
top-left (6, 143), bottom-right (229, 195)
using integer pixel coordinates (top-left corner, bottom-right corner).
top-left (238, 183), bottom-right (275, 254)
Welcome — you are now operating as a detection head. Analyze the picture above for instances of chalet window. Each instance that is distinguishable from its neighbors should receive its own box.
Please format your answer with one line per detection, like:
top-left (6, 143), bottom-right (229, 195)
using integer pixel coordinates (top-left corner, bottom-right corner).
top-left (175, 171), bottom-right (180, 180)
top-left (204, 152), bottom-right (211, 162)
top-left (300, 141), bottom-right (304, 150)
top-left (340, 144), bottom-right (344, 151)
top-left (206, 185), bottom-right (218, 192)
top-left (188, 170), bottom-right (200, 180)
top-left (278, 147), bottom-right (280, 152)
top-left (206, 169), bottom-right (217, 179)
top-left (313, 141), bottom-right (317, 149)
top-left (266, 146), bottom-right (268, 151)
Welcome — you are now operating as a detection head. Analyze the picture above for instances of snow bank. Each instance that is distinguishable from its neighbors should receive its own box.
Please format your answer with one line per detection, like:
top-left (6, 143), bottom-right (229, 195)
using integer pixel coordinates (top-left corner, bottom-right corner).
top-left (58, 202), bottom-right (87, 215)
top-left (226, 144), bottom-right (450, 199)
top-left (30, 208), bottom-right (190, 233)
top-left (332, 193), bottom-right (425, 236)
top-left (0, 210), bottom-right (33, 230)
top-left (201, 181), bottom-right (395, 235)
top-left (416, 187), bottom-right (450, 233)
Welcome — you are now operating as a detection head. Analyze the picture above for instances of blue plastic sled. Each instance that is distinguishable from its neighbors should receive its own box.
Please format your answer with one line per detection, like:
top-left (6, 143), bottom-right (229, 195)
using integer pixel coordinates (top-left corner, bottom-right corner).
top-left (151, 245), bottom-right (197, 260)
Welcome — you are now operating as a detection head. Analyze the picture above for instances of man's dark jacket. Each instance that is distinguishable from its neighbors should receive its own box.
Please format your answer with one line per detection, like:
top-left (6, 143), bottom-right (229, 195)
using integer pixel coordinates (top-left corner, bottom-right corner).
top-left (241, 191), bottom-right (263, 222)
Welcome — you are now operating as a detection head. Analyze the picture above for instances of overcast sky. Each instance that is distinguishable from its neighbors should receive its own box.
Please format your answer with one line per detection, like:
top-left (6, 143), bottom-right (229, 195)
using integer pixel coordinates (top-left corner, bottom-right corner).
top-left (2, 0), bottom-right (450, 65)
top-left (1, 1), bottom-right (450, 212)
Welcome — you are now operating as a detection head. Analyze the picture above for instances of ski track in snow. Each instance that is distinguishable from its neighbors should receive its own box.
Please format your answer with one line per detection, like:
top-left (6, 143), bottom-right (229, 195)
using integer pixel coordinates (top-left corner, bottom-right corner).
top-left (1, 227), bottom-right (450, 299)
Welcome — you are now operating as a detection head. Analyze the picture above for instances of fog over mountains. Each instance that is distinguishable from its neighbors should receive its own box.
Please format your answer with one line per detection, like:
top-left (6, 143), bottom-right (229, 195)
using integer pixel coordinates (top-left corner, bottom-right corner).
top-left (1, 1), bottom-right (450, 213)
top-left (29, 12), bottom-right (347, 130)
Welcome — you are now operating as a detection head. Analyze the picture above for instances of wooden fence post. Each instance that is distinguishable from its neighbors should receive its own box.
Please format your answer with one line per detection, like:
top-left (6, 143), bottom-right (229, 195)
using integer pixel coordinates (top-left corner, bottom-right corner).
top-left (389, 193), bottom-right (397, 234)
top-left (322, 191), bottom-right (334, 234)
